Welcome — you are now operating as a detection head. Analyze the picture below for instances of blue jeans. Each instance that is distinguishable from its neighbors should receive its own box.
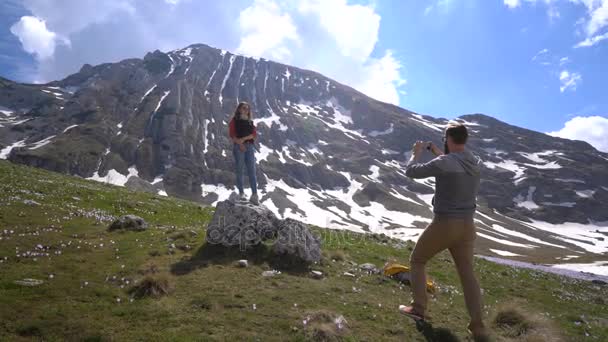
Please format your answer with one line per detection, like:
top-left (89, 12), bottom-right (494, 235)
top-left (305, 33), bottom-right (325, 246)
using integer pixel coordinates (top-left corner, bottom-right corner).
top-left (233, 143), bottom-right (257, 194)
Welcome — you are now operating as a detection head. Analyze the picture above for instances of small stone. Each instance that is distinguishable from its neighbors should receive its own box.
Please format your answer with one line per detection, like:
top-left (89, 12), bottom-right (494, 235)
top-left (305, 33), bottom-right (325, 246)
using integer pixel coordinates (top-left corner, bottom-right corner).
top-left (23, 199), bottom-right (41, 206)
top-left (343, 272), bottom-right (356, 277)
top-left (311, 270), bottom-right (323, 279)
top-left (334, 315), bottom-right (348, 330)
top-left (237, 260), bottom-right (249, 268)
top-left (14, 278), bottom-right (44, 286)
top-left (262, 270), bottom-right (281, 277)
top-left (359, 263), bottom-right (379, 273)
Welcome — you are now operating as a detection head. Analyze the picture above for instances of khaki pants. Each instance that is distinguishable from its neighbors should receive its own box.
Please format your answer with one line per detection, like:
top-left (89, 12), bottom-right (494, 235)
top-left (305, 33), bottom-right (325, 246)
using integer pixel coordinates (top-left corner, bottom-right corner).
top-left (410, 216), bottom-right (484, 331)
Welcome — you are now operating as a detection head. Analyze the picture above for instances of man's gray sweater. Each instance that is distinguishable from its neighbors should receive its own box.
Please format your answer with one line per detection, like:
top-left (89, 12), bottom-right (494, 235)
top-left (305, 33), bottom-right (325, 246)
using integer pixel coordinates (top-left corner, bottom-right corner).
top-left (405, 151), bottom-right (481, 218)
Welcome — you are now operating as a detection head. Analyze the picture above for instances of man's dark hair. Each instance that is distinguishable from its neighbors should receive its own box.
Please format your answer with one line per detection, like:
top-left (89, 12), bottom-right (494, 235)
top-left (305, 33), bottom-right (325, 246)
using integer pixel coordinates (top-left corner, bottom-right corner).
top-left (446, 121), bottom-right (468, 144)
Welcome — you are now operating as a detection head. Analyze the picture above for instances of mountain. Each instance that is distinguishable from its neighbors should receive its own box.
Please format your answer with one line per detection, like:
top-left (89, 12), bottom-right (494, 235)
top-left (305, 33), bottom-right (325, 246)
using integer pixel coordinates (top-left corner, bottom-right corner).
top-left (1, 43), bottom-right (607, 266)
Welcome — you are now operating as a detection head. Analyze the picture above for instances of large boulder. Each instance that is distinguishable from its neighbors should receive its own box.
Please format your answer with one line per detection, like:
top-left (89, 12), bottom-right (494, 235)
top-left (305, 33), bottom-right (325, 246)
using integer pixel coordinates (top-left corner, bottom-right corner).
top-left (206, 198), bottom-right (280, 249)
top-left (272, 218), bottom-right (321, 263)
top-left (205, 199), bottom-right (322, 264)
top-left (125, 177), bottom-right (157, 194)
top-left (109, 215), bottom-right (148, 231)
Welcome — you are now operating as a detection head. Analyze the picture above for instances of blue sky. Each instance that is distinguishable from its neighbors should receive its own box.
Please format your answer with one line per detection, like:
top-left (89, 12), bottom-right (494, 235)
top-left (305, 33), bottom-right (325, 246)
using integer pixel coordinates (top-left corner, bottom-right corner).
top-left (1, 0), bottom-right (607, 151)
top-left (375, 0), bottom-right (607, 135)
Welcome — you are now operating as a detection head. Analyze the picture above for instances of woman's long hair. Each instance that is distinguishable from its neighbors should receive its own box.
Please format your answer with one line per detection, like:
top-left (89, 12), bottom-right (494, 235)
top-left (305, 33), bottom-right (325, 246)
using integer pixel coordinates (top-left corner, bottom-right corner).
top-left (234, 102), bottom-right (252, 120)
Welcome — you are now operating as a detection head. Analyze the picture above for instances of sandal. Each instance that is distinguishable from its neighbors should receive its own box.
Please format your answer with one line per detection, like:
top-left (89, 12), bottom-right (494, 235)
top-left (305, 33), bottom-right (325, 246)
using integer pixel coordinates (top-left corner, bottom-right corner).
top-left (398, 305), bottom-right (426, 321)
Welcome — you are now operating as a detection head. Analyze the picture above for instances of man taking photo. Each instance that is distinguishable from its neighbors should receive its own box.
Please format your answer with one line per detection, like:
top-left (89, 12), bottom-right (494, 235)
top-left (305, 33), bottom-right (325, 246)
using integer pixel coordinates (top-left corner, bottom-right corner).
top-left (399, 121), bottom-right (488, 341)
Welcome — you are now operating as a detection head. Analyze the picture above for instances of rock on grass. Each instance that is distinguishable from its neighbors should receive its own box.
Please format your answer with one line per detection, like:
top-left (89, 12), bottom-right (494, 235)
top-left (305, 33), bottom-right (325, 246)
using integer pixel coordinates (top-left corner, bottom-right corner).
top-left (129, 274), bottom-right (173, 299)
top-left (302, 310), bottom-right (350, 341)
top-left (492, 303), bottom-right (564, 341)
top-left (108, 215), bottom-right (148, 232)
top-left (272, 218), bottom-right (321, 264)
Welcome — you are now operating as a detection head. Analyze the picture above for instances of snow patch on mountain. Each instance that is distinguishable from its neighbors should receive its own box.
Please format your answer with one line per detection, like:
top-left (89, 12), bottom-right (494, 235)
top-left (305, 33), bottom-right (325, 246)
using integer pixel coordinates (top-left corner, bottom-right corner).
top-left (551, 261), bottom-right (608, 276)
top-left (140, 85), bottom-right (157, 103)
top-left (87, 166), bottom-right (139, 187)
top-left (219, 55), bottom-right (236, 105)
top-left (166, 54), bottom-right (175, 77)
top-left (62, 125), bottom-right (78, 133)
top-left (0, 139), bottom-right (27, 159)
top-left (484, 159), bottom-right (526, 181)
top-left (490, 223), bottom-right (565, 248)
top-left (539, 202), bottom-right (576, 207)
top-left (259, 174), bottom-right (430, 234)
top-left (490, 249), bottom-right (522, 257)
top-left (369, 123), bottom-right (394, 137)
top-left (477, 232), bottom-right (536, 248)
top-left (518, 150), bottom-right (559, 163)
top-left (556, 178), bottom-right (585, 184)
top-left (201, 183), bottom-right (234, 206)
top-left (499, 213), bottom-right (608, 254)
top-left (483, 148), bottom-right (507, 155)
top-left (256, 111), bottom-right (287, 131)
top-left (514, 186), bottom-right (539, 210)
top-left (575, 190), bottom-right (595, 198)
top-left (0, 106), bottom-right (14, 116)
top-left (256, 144), bottom-right (274, 162)
top-left (29, 135), bottom-right (56, 150)
top-left (410, 114), bottom-right (444, 132)
top-left (522, 161), bottom-right (561, 169)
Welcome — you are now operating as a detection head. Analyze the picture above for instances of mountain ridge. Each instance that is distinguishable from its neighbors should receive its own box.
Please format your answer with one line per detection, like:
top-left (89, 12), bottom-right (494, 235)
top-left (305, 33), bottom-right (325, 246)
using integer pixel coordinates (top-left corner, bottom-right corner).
top-left (1, 42), bottom-right (607, 268)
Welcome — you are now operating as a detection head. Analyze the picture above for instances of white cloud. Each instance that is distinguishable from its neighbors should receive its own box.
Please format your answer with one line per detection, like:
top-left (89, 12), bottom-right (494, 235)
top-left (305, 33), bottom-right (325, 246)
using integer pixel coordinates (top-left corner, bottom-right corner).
top-left (548, 116), bottom-right (608, 152)
top-left (10, 0), bottom-right (406, 106)
top-left (437, 0), bottom-right (454, 10)
top-left (236, 0), bottom-right (405, 105)
top-left (574, 30), bottom-right (608, 47)
top-left (9, 16), bottom-right (66, 60)
top-left (9, 1), bottom-right (251, 81)
top-left (547, 5), bottom-right (561, 20)
top-left (559, 56), bottom-right (570, 65)
top-left (559, 70), bottom-right (582, 92)
top-left (424, 0), bottom-right (454, 15)
top-left (356, 50), bottom-right (406, 105)
top-left (531, 48), bottom-right (549, 61)
top-left (20, 0), bottom-right (136, 37)
top-left (298, 0), bottom-right (380, 63)
top-left (504, 0), bottom-right (521, 8)
top-left (503, 0), bottom-right (560, 17)
top-left (236, 0), bottom-right (300, 62)
top-left (585, 0), bottom-right (608, 35)
top-left (507, 0), bottom-right (608, 47)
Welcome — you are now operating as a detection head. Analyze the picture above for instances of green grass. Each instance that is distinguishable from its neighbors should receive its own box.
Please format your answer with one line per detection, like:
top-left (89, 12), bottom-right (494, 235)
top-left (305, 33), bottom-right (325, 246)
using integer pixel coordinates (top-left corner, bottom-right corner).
top-left (0, 160), bottom-right (607, 341)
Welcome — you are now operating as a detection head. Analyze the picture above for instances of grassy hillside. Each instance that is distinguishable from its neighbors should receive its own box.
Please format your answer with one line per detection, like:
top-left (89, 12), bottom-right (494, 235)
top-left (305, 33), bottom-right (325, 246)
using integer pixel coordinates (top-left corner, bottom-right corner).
top-left (0, 160), bottom-right (606, 341)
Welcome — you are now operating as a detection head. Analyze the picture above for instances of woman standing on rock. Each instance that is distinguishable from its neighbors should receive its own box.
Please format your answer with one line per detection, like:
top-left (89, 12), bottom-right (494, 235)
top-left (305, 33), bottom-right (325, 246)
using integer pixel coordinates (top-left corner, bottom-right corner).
top-left (228, 102), bottom-right (259, 204)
